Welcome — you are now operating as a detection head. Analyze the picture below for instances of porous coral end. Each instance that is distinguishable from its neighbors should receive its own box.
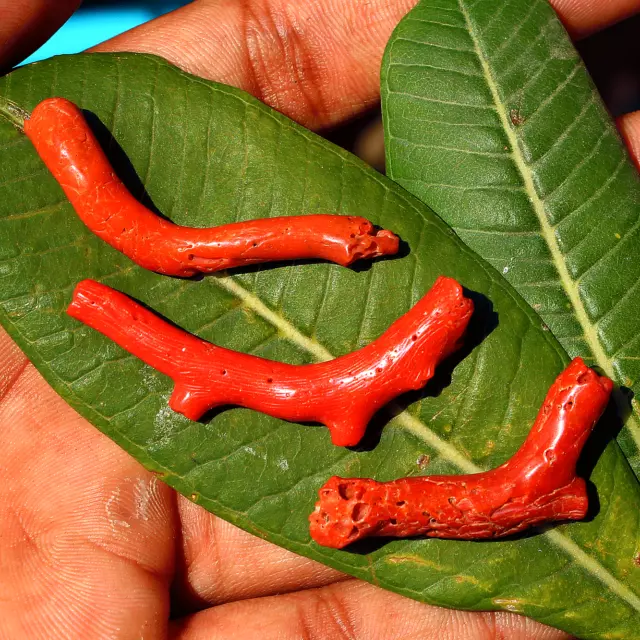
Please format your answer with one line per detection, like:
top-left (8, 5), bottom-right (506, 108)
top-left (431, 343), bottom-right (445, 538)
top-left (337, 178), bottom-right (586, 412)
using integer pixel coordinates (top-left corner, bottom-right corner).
top-left (345, 220), bottom-right (400, 265)
top-left (309, 476), bottom-right (373, 549)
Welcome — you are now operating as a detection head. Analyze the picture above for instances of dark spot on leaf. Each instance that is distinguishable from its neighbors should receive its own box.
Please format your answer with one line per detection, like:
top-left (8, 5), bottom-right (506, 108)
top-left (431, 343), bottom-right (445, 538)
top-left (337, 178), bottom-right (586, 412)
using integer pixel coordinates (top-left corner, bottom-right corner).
top-left (510, 108), bottom-right (525, 125)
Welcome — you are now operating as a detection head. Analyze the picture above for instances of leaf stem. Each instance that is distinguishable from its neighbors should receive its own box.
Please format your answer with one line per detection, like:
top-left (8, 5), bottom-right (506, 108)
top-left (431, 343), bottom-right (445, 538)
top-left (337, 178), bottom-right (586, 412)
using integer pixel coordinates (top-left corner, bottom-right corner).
top-left (0, 95), bottom-right (27, 129)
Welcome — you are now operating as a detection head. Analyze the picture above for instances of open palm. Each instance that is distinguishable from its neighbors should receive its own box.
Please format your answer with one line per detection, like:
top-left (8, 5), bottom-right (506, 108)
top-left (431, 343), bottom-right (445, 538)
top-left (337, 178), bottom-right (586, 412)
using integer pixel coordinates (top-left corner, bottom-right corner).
top-left (2, 1), bottom-right (639, 638)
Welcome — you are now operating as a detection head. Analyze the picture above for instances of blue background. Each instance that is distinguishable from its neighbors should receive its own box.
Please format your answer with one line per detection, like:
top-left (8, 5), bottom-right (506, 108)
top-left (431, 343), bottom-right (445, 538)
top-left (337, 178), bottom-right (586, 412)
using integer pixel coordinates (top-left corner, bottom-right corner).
top-left (20, 1), bottom-right (190, 66)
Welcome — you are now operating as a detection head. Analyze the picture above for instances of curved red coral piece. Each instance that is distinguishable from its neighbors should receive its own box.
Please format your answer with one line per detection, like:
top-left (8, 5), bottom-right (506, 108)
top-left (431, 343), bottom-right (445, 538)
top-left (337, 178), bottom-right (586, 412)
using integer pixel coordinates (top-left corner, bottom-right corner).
top-left (25, 97), bottom-right (399, 276)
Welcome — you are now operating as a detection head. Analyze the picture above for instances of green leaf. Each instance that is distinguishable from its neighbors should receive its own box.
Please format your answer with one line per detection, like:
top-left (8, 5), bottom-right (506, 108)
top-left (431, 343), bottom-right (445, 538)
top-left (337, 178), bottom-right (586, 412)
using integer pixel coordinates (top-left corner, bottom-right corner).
top-left (381, 0), bottom-right (640, 480)
top-left (0, 53), bottom-right (638, 639)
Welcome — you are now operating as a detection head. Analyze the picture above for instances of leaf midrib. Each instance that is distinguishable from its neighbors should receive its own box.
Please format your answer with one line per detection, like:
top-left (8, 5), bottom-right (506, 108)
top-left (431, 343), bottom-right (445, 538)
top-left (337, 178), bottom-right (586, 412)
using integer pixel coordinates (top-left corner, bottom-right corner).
top-left (213, 272), bottom-right (639, 612)
top-left (455, 0), bottom-right (640, 459)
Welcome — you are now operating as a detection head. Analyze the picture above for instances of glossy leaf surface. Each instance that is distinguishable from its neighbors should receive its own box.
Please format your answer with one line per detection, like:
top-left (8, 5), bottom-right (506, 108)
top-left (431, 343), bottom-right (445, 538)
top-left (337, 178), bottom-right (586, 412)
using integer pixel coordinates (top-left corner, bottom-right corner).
top-left (382, 0), bottom-right (640, 478)
top-left (0, 54), bottom-right (638, 638)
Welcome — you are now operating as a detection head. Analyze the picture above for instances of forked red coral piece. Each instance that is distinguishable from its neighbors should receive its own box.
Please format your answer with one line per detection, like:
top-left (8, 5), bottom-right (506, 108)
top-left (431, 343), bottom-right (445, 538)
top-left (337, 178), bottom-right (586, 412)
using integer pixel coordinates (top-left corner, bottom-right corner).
top-left (309, 357), bottom-right (612, 547)
top-left (67, 276), bottom-right (473, 446)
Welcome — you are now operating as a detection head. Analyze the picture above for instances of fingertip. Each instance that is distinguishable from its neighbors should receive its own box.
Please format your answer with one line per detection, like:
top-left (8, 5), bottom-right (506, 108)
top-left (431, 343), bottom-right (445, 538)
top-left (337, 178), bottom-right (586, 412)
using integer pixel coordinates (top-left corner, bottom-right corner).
top-left (551, 0), bottom-right (640, 39)
top-left (616, 110), bottom-right (640, 171)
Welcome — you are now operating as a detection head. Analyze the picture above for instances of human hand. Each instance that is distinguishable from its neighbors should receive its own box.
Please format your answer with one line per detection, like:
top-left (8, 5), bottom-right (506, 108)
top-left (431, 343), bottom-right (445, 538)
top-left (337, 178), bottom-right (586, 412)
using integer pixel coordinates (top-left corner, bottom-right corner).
top-left (1, 1), bottom-right (639, 638)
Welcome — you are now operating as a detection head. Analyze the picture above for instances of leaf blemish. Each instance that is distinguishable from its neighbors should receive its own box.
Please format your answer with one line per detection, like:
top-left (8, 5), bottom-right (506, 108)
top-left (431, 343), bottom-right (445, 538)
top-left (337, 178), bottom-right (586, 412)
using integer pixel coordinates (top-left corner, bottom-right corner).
top-left (509, 108), bottom-right (525, 126)
top-left (493, 598), bottom-right (522, 613)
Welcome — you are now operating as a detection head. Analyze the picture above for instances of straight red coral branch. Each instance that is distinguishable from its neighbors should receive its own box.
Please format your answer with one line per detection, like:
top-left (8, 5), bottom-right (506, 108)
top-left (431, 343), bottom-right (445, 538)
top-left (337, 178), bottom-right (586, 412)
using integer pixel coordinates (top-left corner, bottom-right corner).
top-left (67, 276), bottom-right (473, 446)
top-left (309, 358), bottom-right (613, 546)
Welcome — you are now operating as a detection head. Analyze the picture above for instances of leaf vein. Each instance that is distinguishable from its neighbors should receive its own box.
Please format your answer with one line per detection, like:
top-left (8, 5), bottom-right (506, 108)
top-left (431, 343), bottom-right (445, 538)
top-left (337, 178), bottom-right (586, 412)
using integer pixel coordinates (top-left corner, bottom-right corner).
top-left (542, 128), bottom-right (609, 205)
top-left (557, 155), bottom-right (627, 241)
top-left (389, 136), bottom-right (510, 158)
top-left (389, 61), bottom-right (482, 78)
top-left (387, 89), bottom-right (496, 110)
top-left (518, 62), bottom-right (582, 129)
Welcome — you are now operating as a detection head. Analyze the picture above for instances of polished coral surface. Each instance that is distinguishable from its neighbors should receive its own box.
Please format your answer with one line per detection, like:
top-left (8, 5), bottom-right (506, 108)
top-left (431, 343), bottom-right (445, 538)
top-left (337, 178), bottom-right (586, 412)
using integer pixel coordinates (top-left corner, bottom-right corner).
top-left (25, 97), bottom-right (399, 276)
top-left (68, 276), bottom-right (473, 446)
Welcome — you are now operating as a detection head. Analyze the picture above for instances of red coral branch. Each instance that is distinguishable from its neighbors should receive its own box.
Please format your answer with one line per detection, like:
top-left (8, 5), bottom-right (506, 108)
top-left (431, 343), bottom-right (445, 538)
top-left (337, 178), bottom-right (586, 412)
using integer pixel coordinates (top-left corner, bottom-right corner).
top-left (24, 98), bottom-right (399, 276)
top-left (309, 358), bottom-right (613, 546)
top-left (67, 276), bottom-right (473, 446)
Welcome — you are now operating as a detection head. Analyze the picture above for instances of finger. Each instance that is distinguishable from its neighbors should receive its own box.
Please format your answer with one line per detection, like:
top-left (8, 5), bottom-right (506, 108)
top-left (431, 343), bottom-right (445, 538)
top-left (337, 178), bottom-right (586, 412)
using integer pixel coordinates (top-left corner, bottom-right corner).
top-left (92, 0), bottom-right (417, 130)
top-left (617, 110), bottom-right (640, 170)
top-left (0, 335), bottom-right (176, 638)
top-left (172, 494), bottom-right (346, 613)
top-left (0, 0), bottom-right (81, 71)
top-left (169, 580), bottom-right (570, 640)
top-left (552, 0), bottom-right (640, 38)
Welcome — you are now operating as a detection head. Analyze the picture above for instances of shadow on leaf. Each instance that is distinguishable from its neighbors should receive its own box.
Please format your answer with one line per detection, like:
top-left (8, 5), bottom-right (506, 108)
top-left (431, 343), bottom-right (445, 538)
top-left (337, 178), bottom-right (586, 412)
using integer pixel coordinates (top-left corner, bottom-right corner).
top-left (344, 516), bottom-right (592, 556)
top-left (353, 288), bottom-right (499, 453)
top-left (83, 108), bottom-right (168, 220)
